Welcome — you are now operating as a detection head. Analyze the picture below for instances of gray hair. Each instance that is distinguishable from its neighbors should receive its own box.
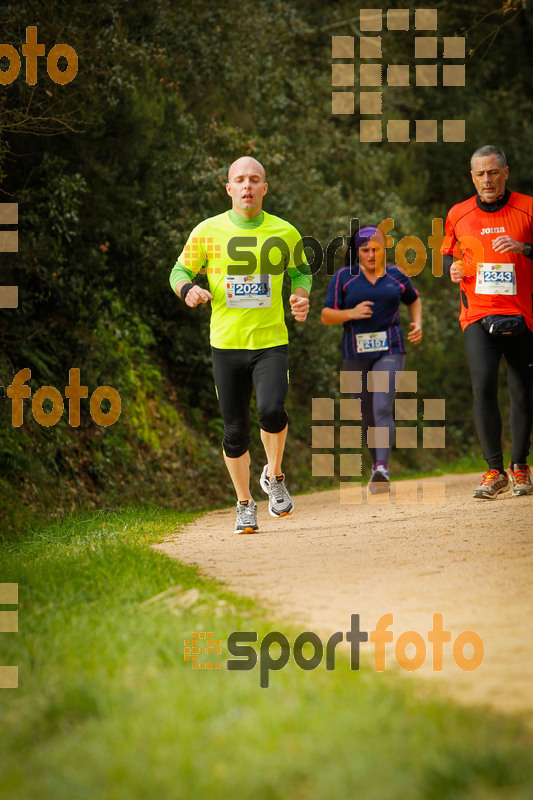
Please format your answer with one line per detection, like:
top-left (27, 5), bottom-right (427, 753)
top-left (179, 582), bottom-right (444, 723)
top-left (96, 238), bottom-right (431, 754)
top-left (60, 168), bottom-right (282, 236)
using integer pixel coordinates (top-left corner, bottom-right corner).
top-left (470, 145), bottom-right (507, 169)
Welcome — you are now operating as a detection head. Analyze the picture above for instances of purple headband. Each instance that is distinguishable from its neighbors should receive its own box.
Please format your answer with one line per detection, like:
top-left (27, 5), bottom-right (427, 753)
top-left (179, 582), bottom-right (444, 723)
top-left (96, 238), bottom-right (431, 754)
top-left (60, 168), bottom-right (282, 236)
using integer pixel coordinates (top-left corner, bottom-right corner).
top-left (352, 225), bottom-right (379, 252)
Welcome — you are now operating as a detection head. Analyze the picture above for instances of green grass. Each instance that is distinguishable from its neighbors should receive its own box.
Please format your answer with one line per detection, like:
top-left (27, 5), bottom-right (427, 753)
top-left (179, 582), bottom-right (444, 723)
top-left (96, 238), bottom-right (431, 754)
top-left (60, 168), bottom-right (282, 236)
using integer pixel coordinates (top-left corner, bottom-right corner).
top-left (1, 507), bottom-right (532, 799)
top-left (390, 450), bottom-right (489, 481)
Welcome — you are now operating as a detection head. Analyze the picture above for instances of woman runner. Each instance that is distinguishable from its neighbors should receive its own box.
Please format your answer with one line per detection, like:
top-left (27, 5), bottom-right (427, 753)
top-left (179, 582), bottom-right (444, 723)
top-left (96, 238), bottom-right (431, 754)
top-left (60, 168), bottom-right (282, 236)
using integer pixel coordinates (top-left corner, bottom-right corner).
top-left (321, 225), bottom-right (422, 492)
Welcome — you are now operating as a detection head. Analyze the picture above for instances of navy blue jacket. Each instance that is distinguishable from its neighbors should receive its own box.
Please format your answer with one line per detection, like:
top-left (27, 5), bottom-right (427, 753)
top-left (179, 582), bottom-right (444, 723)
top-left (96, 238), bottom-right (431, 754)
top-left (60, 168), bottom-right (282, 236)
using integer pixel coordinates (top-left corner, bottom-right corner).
top-left (323, 265), bottom-right (419, 359)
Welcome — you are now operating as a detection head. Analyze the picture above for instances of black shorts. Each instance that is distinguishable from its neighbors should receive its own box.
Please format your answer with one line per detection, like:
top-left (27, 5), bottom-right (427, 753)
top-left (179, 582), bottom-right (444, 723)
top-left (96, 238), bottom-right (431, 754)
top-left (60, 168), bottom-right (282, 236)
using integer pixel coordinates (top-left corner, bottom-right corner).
top-left (211, 345), bottom-right (289, 458)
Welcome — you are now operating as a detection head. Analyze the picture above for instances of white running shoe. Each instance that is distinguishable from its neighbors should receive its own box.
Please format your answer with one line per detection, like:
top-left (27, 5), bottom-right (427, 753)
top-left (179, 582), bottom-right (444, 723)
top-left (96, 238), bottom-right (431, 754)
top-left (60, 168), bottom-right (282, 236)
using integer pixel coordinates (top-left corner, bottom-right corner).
top-left (234, 500), bottom-right (259, 534)
top-left (368, 464), bottom-right (390, 495)
top-left (260, 465), bottom-right (294, 517)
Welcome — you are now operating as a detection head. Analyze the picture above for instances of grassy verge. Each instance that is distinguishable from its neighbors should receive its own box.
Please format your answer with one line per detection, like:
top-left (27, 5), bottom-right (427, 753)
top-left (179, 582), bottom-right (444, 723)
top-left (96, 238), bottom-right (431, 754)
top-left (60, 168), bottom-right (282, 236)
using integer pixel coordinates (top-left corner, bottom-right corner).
top-left (390, 450), bottom-right (489, 481)
top-left (1, 508), bottom-right (532, 799)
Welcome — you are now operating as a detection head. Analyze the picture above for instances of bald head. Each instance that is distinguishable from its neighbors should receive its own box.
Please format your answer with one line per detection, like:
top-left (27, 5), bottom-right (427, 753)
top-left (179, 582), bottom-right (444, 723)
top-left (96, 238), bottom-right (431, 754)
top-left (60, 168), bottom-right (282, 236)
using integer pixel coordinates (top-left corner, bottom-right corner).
top-left (228, 156), bottom-right (266, 182)
top-left (226, 156), bottom-right (268, 219)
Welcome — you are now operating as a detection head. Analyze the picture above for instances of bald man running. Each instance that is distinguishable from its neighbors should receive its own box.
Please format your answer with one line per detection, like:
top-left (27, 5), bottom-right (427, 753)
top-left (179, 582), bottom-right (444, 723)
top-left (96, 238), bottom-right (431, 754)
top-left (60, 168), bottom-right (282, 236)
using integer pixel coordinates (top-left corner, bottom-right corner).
top-left (170, 157), bottom-right (312, 534)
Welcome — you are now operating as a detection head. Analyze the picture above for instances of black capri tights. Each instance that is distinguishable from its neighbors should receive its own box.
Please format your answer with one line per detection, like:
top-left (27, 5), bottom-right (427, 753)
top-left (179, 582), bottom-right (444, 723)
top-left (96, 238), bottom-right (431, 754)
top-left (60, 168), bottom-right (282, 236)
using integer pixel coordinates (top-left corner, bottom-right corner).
top-left (464, 321), bottom-right (533, 470)
top-left (211, 345), bottom-right (289, 458)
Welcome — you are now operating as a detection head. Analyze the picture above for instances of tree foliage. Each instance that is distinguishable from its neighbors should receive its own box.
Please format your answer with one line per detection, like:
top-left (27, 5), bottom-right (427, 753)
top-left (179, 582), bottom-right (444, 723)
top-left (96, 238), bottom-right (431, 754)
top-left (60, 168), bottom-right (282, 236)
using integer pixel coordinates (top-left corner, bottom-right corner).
top-left (1, 0), bottom-right (531, 531)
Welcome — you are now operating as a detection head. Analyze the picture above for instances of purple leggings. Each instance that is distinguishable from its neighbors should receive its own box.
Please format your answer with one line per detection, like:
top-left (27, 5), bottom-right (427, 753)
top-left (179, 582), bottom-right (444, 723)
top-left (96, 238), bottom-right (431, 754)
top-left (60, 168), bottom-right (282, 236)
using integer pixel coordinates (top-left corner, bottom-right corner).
top-left (342, 353), bottom-right (406, 464)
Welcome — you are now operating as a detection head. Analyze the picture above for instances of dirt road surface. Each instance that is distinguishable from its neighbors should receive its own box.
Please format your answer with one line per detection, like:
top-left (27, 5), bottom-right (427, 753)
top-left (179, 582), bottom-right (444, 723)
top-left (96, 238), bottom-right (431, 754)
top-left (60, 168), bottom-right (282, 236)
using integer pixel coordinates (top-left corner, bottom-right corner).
top-left (154, 473), bottom-right (533, 716)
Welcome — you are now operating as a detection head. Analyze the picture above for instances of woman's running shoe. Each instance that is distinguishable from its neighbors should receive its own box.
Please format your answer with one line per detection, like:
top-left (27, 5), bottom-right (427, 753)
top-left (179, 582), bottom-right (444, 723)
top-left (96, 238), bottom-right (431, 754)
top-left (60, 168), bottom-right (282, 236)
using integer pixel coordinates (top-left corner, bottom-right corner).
top-left (368, 464), bottom-right (390, 494)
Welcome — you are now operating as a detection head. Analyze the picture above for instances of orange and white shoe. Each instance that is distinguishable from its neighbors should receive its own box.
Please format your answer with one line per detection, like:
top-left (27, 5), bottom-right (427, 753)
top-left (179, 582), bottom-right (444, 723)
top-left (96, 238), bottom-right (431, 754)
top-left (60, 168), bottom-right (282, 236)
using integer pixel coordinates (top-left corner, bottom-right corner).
top-left (234, 500), bottom-right (259, 534)
top-left (508, 463), bottom-right (533, 497)
top-left (260, 465), bottom-right (294, 517)
top-left (473, 469), bottom-right (510, 500)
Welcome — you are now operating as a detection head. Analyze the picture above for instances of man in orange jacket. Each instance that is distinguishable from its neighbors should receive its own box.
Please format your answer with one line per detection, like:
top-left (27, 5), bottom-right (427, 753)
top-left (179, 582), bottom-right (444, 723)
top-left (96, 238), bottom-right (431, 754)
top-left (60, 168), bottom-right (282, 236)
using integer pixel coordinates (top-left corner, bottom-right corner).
top-left (441, 145), bottom-right (533, 499)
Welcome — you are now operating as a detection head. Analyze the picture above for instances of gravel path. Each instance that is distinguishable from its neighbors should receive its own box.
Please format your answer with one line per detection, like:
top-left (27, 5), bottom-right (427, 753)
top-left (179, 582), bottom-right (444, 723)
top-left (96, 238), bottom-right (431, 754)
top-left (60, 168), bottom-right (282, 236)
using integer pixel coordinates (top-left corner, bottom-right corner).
top-left (154, 473), bottom-right (533, 716)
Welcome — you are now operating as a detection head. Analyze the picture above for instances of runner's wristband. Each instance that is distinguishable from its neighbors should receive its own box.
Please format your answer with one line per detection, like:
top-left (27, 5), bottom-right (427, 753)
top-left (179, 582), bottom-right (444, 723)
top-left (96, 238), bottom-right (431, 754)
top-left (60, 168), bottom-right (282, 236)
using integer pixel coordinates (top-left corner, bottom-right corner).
top-left (442, 254), bottom-right (454, 275)
top-left (180, 282), bottom-right (194, 301)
